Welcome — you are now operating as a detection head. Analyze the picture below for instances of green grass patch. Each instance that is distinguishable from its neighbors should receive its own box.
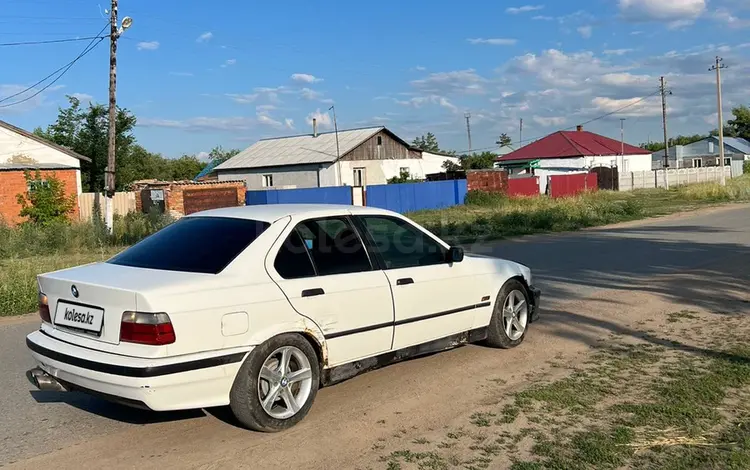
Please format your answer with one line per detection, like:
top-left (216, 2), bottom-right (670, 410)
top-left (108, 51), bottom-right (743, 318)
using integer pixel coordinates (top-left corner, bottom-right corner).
top-left (516, 373), bottom-right (607, 411)
top-left (667, 310), bottom-right (700, 323)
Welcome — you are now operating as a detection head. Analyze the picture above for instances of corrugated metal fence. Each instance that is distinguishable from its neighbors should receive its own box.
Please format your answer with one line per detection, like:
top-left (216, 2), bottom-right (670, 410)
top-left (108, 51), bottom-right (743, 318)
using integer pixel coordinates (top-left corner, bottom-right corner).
top-left (507, 177), bottom-right (540, 197)
top-left (246, 186), bottom-right (352, 206)
top-left (78, 192), bottom-right (136, 221)
top-left (548, 173), bottom-right (598, 198)
top-left (366, 180), bottom-right (467, 213)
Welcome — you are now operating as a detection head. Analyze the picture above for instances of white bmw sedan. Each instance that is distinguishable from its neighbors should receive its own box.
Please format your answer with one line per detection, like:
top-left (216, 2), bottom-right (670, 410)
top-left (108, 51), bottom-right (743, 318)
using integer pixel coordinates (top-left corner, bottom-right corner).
top-left (26, 204), bottom-right (540, 432)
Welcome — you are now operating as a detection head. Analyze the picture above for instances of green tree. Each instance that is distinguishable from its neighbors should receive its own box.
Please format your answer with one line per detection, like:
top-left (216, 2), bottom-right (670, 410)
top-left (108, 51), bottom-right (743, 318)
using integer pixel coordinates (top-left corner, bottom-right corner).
top-left (411, 132), bottom-right (440, 152)
top-left (35, 95), bottom-right (137, 192)
top-left (460, 151), bottom-right (497, 170)
top-left (640, 134), bottom-right (708, 153)
top-left (442, 159), bottom-right (462, 172)
top-left (169, 155), bottom-right (206, 180)
top-left (496, 133), bottom-right (513, 148)
top-left (387, 170), bottom-right (423, 184)
top-left (16, 170), bottom-right (76, 225)
top-left (208, 145), bottom-right (241, 164)
top-left (725, 105), bottom-right (750, 140)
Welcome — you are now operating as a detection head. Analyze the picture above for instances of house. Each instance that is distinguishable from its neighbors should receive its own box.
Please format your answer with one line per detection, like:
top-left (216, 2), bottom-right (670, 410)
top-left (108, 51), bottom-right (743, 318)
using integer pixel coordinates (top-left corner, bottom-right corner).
top-left (650, 136), bottom-right (750, 170)
top-left (214, 123), bottom-right (460, 189)
top-left (0, 119), bottom-right (90, 225)
top-left (495, 125), bottom-right (652, 194)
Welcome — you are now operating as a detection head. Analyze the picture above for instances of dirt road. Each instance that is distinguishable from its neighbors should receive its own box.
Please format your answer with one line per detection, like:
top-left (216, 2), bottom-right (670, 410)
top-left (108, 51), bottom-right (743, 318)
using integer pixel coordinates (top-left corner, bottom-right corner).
top-left (2, 204), bottom-right (748, 469)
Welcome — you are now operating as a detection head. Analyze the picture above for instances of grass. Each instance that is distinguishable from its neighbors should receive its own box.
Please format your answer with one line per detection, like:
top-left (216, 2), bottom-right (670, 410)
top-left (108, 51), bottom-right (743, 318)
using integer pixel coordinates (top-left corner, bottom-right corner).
top-left (409, 175), bottom-right (750, 244)
top-left (0, 210), bottom-right (171, 317)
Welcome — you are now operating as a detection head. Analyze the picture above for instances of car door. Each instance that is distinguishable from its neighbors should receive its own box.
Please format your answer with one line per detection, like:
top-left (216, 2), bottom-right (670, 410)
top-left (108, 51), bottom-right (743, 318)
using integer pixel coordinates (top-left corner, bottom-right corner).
top-left (354, 214), bottom-right (491, 351)
top-left (266, 215), bottom-right (394, 367)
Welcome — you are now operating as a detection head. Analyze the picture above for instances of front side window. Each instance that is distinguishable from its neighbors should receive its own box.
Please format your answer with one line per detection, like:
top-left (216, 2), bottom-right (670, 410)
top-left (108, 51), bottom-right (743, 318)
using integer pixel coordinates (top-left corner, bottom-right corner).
top-left (295, 217), bottom-right (372, 276)
top-left (108, 217), bottom-right (270, 274)
top-left (358, 216), bottom-right (446, 269)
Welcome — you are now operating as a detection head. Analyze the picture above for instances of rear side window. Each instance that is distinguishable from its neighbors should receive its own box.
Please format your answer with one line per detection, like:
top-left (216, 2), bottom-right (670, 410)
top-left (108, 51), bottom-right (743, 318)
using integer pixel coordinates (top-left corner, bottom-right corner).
top-left (108, 217), bottom-right (270, 274)
top-left (274, 230), bottom-right (316, 279)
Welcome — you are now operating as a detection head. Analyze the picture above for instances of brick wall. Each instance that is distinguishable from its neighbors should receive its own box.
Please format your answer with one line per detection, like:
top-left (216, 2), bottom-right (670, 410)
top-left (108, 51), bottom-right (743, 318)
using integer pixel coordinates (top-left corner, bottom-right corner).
top-left (135, 181), bottom-right (246, 218)
top-left (0, 169), bottom-right (79, 225)
top-left (466, 169), bottom-right (509, 194)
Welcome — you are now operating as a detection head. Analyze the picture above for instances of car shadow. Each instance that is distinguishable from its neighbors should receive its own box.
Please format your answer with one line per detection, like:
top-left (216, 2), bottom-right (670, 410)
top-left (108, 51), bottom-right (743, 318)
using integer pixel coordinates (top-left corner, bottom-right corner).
top-left (29, 390), bottom-right (205, 424)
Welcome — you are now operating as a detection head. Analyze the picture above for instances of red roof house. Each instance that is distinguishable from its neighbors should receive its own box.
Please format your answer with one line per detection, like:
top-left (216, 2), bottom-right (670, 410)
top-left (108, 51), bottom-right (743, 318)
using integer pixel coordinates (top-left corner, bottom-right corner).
top-left (496, 125), bottom-right (649, 163)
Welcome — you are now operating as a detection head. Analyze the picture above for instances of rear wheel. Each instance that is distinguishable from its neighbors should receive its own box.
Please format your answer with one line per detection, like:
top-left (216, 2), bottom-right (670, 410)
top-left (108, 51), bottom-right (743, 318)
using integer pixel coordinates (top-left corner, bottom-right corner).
top-left (485, 279), bottom-right (530, 349)
top-left (229, 333), bottom-right (319, 432)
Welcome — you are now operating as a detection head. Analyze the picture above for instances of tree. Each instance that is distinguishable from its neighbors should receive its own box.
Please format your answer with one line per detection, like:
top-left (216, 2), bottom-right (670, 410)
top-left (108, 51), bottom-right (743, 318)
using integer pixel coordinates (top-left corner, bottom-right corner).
top-left (16, 170), bottom-right (76, 225)
top-left (208, 145), bottom-right (241, 164)
top-left (169, 155), bottom-right (207, 180)
top-left (411, 132), bottom-right (440, 152)
top-left (387, 170), bottom-right (423, 184)
top-left (496, 133), bottom-right (512, 148)
top-left (639, 134), bottom-right (707, 153)
top-left (460, 151), bottom-right (497, 170)
top-left (726, 105), bottom-right (750, 140)
top-left (442, 159), bottom-right (462, 172)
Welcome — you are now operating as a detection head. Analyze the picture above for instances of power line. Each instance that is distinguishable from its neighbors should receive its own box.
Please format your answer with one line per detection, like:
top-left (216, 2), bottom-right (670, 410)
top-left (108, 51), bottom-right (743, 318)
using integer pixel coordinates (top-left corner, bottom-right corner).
top-left (456, 89), bottom-right (662, 154)
top-left (0, 23), bottom-right (109, 108)
top-left (0, 36), bottom-right (105, 46)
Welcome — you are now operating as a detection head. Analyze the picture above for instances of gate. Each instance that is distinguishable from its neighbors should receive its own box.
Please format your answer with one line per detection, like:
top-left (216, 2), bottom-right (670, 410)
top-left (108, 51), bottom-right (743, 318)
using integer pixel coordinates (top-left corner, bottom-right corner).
top-left (183, 187), bottom-right (238, 215)
top-left (589, 166), bottom-right (619, 190)
top-left (548, 173), bottom-right (598, 198)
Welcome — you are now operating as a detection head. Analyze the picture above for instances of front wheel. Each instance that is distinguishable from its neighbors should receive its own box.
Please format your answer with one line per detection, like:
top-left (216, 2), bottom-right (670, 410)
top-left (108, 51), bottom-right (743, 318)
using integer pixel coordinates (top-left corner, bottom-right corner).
top-left (485, 279), bottom-right (530, 349)
top-left (229, 333), bottom-right (320, 432)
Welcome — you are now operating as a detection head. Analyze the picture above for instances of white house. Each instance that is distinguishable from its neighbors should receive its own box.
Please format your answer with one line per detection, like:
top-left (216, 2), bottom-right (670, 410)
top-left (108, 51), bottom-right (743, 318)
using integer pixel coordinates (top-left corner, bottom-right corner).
top-left (215, 124), bottom-right (459, 190)
top-left (495, 125), bottom-right (653, 193)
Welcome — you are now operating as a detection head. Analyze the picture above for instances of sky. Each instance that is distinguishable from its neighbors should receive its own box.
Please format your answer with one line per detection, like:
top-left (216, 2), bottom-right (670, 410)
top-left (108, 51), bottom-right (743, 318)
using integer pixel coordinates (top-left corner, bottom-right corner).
top-left (1, 0), bottom-right (749, 159)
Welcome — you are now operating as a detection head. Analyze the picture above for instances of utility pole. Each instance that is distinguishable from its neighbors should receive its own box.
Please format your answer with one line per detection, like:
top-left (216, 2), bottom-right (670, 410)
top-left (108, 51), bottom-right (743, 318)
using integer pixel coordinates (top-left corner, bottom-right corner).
top-left (710, 56), bottom-right (728, 186)
top-left (660, 76), bottom-right (670, 190)
top-left (104, 2), bottom-right (131, 232)
top-left (465, 112), bottom-right (472, 152)
top-left (329, 105), bottom-right (341, 185)
top-left (620, 118), bottom-right (626, 171)
top-left (519, 118), bottom-right (523, 146)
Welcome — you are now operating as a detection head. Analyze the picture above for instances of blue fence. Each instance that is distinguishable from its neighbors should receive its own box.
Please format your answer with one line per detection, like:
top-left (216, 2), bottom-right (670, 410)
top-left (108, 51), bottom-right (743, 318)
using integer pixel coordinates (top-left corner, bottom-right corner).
top-left (365, 179), bottom-right (467, 213)
top-left (246, 186), bottom-right (352, 206)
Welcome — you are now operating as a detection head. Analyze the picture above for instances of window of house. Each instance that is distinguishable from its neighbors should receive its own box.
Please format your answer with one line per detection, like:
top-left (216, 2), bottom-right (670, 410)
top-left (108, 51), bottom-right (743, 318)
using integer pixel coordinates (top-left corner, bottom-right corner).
top-left (27, 180), bottom-right (49, 192)
top-left (725, 158), bottom-right (732, 166)
top-left (692, 158), bottom-right (702, 168)
top-left (262, 175), bottom-right (273, 187)
top-left (295, 217), bottom-right (372, 276)
top-left (621, 159), bottom-right (630, 173)
top-left (377, 136), bottom-right (383, 146)
top-left (709, 142), bottom-right (715, 153)
top-left (358, 215), bottom-right (447, 269)
top-left (353, 168), bottom-right (366, 187)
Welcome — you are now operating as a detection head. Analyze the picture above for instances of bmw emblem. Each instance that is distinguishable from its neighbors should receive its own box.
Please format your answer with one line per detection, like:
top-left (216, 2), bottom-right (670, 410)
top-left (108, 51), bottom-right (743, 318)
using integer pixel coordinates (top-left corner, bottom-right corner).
top-left (71, 285), bottom-right (79, 298)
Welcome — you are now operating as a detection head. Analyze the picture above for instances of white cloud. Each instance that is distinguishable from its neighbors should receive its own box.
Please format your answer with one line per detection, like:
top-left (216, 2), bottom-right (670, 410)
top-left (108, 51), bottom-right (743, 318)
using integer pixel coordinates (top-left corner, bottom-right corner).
top-left (533, 15), bottom-right (555, 20)
top-left (291, 73), bottom-right (322, 83)
top-left (618, 0), bottom-right (706, 26)
top-left (467, 38), bottom-right (518, 46)
top-left (138, 117), bottom-right (258, 132)
top-left (395, 95), bottom-right (458, 113)
top-left (533, 116), bottom-right (566, 127)
top-left (221, 59), bottom-right (237, 68)
top-left (136, 41), bottom-right (159, 51)
top-left (169, 71), bottom-right (194, 77)
top-left (599, 72), bottom-right (652, 87)
top-left (413, 65), bottom-right (427, 71)
top-left (603, 48), bottom-right (634, 56)
top-left (590, 96), bottom-right (662, 117)
top-left (256, 104), bottom-right (277, 112)
top-left (411, 69), bottom-right (488, 95)
top-left (306, 109), bottom-right (333, 130)
top-left (577, 26), bottom-right (593, 38)
top-left (226, 93), bottom-right (258, 104)
top-left (257, 114), bottom-right (283, 129)
top-left (506, 49), bottom-right (630, 88)
top-left (196, 151), bottom-right (211, 161)
top-left (506, 5), bottom-right (544, 14)
top-left (70, 93), bottom-right (93, 102)
top-left (713, 8), bottom-right (750, 28)
top-left (300, 88), bottom-right (322, 100)
top-left (285, 118), bottom-right (295, 130)
top-left (197, 32), bottom-right (213, 42)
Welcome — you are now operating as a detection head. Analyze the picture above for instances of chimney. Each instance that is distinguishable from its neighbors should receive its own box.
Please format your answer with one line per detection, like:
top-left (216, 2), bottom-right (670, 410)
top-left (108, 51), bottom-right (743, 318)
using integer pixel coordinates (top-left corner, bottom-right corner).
top-left (576, 125), bottom-right (583, 132)
top-left (313, 118), bottom-right (318, 137)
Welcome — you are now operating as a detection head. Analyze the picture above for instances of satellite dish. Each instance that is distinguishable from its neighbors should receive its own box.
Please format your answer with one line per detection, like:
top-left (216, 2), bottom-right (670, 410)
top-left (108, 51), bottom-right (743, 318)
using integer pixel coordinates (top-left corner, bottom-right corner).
top-left (121, 17), bottom-right (133, 30)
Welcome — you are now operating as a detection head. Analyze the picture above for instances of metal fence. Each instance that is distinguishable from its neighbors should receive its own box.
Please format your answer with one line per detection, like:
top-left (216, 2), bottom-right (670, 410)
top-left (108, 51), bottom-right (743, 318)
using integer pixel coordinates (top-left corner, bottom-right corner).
top-left (245, 186), bottom-right (352, 206)
top-left (78, 192), bottom-right (136, 221)
top-left (365, 179), bottom-right (467, 213)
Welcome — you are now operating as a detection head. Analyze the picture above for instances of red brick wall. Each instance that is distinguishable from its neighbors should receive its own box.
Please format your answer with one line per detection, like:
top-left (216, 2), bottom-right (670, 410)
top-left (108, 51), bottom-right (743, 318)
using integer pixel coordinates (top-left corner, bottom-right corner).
top-left (467, 169), bottom-right (509, 194)
top-left (135, 182), bottom-right (246, 218)
top-left (0, 169), bottom-right (79, 225)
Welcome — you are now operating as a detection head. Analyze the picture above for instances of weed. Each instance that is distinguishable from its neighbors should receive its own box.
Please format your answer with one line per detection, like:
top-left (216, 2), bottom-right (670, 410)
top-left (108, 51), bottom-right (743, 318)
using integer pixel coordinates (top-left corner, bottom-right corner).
top-left (470, 412), bottom-right (495, 427)
top-left (667, 310), bottom-right (700, 323)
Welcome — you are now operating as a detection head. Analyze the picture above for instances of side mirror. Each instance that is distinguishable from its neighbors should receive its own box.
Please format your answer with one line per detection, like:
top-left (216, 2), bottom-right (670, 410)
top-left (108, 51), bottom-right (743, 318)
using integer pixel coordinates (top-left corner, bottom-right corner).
top-left (448, 246), bottom-right (464, 263)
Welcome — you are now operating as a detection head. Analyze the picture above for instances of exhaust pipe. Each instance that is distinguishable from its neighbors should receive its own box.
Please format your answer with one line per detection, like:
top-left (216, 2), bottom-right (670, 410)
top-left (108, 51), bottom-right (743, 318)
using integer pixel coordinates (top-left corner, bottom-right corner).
top-left (26, 367), bottom-right (67, 392)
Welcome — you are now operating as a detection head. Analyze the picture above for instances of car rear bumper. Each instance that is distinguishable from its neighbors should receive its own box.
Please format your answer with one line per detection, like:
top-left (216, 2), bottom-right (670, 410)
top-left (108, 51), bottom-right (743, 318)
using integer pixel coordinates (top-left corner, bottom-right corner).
top-left (529, 286), bottom-right (541, 322)
top-left (25, 330), bottom-right (251, 411)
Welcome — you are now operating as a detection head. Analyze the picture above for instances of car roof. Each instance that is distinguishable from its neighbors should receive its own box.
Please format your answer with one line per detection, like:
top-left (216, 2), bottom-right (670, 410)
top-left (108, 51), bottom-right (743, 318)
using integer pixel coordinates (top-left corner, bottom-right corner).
top-left (189, 203), bottom-right (399, 223)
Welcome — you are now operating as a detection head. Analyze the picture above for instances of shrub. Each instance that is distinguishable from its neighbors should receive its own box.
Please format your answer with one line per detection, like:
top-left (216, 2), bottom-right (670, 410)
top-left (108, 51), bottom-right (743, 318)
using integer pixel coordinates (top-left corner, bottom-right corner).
top-left (465, 190), bottom-right (507, 207)
top-left (744, 160), bottom-right (750, 175)
top-left (15, 170), bottom-right (76, 226)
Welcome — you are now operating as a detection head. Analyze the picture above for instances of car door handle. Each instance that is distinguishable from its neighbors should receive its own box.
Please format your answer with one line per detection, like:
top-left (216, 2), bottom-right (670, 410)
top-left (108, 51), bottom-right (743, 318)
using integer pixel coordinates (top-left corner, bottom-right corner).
top-left (396, 278), bottom-right (414, 286)
top-left (301, 288), bottom-right (325, 298)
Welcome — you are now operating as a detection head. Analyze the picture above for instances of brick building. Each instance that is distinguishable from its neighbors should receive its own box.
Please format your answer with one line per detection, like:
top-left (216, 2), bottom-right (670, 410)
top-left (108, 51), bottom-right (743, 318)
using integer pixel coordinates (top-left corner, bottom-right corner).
top-left (130, 180), bottom-right (246, 219)
top-left (0, 119), bottom-right (90, 225)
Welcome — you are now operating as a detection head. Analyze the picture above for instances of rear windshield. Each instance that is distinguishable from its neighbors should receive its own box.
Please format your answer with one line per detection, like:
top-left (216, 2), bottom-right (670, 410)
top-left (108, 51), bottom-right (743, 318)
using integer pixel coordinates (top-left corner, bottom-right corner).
top-left (108, 217), bottom-right (270, 274)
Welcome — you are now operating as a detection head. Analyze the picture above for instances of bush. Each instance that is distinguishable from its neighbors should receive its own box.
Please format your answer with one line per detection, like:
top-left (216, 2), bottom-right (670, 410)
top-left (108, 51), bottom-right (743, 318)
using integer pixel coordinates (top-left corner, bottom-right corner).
top-left (465, 190), bottom-right (507, 207)
top-left (15, 170), bottom-right (76, 226)
top-left (744, 160), bottom-right (750, 175)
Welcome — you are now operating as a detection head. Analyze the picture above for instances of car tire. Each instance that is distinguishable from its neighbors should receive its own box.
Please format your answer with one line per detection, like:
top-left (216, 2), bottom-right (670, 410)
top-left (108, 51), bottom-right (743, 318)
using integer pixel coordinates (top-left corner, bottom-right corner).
top-left (229, 333), bottom-right (320, 432)
top-left (485, 279), bottom-right (531, 349)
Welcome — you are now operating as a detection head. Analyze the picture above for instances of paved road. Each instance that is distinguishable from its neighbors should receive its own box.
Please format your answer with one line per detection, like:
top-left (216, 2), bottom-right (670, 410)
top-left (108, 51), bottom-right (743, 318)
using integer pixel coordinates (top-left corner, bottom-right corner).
top-left (1, 204), bottom-right (748, 467)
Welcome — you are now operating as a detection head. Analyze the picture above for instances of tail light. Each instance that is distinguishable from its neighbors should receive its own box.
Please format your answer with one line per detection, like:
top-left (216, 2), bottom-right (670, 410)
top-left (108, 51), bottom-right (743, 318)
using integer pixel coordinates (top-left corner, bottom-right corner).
top-left (39, 293), bottom-right (51, 323)
top-left (120, 312), bottom-right (176, 345)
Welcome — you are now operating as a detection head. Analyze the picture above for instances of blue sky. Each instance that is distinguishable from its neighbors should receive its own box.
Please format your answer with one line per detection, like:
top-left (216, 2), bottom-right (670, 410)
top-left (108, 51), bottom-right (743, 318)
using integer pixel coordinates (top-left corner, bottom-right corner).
top-left (1, 0), bottom-right (749, 159)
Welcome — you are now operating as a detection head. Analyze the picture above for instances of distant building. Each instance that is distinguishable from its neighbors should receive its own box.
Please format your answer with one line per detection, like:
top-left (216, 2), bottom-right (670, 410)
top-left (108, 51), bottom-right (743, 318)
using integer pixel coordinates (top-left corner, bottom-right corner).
top-left (214, 124), bottom-right (459, 190)
top-left (650, 136), bottom-right (750, 170)
top-left (0, 119), bottom-right (89, 225)
top-left (495, 125), bottom-right (652, 194)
